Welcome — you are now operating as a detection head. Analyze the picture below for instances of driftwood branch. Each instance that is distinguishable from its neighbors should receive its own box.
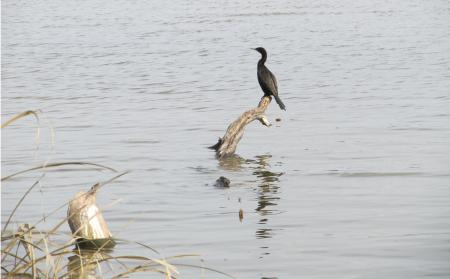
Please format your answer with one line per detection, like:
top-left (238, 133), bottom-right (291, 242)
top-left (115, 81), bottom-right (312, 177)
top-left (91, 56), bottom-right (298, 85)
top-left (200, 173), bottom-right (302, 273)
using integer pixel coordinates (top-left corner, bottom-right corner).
top-left (67, 185), bottom-right (115, 249)
top-left (210, 96), bottom-right (272, 158)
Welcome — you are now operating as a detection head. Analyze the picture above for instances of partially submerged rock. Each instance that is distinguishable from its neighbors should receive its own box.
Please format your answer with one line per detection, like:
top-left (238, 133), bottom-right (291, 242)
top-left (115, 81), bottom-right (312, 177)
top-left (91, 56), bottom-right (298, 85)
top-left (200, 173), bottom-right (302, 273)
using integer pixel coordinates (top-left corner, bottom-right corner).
top-left (214, 176), bottom-right (231, 188)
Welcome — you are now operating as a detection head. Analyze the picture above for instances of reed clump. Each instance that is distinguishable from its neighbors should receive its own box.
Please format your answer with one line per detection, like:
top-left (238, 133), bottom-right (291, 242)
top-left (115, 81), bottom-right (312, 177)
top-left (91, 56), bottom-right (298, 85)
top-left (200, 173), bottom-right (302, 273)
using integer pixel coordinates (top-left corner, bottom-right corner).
top-left (2, 111), bottom-right (235, 278)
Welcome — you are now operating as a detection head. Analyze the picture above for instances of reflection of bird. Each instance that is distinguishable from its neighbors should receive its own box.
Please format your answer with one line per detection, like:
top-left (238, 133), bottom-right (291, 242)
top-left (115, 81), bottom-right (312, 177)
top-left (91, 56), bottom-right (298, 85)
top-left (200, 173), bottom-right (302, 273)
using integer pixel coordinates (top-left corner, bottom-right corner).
top-left (253, 47), bottom-right (286, 111)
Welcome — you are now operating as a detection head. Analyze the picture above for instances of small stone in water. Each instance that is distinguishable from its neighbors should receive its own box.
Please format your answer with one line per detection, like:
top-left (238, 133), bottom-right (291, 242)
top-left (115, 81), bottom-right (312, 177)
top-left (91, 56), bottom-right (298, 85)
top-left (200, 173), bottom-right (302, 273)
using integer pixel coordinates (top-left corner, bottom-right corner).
top-left (275, 118), bottom-right (282, 122)
top-left (214, 176), bottom-right (230, 188)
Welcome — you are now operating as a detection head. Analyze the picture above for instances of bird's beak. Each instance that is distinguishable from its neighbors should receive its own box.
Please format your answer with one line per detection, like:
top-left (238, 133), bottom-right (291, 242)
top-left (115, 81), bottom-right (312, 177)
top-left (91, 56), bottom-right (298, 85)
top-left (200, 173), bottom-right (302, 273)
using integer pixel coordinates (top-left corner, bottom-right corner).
top-left (250, 48), bottom-right (256, 51)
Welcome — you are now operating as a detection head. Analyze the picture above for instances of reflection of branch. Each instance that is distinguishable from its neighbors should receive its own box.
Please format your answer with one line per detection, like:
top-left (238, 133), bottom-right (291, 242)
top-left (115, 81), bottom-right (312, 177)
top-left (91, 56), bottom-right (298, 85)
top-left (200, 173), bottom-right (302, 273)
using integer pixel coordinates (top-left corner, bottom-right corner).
top-left (67, 250), bottom-right (108, 278)
top-left (253, 155), bottom-right (282, 216)
top-left (211, 96), bottom-right (272, 158)
top-left (256, 228), bottom-right (273, 239)
top-left (217, 155), bottom-right (247, 171)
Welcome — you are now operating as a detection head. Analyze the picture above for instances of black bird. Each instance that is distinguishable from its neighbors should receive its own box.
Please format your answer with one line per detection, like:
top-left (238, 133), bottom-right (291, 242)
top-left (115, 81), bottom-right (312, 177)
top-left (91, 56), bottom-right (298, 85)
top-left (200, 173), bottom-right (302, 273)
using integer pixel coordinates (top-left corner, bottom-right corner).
top-left (253, 47), bottom-right (286, 110)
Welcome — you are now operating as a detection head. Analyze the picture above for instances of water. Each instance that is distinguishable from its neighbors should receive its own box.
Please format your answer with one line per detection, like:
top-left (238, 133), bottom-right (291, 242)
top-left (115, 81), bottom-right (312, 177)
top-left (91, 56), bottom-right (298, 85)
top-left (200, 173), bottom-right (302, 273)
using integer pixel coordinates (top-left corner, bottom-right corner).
top-left (2, 0), bottom-right (450, 277)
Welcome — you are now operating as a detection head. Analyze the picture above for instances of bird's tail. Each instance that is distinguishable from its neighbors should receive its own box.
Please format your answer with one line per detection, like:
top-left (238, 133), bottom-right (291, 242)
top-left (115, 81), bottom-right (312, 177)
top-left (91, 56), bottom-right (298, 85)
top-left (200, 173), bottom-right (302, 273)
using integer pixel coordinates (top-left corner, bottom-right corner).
top-left (273, 94), bottom-right (286, 111)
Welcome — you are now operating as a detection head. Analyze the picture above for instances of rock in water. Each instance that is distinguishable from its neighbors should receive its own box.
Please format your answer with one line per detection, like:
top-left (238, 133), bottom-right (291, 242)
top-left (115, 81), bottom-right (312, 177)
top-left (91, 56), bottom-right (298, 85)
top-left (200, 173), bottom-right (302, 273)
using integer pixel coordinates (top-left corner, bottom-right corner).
top-left (214, 176), bottom-right (231, 188)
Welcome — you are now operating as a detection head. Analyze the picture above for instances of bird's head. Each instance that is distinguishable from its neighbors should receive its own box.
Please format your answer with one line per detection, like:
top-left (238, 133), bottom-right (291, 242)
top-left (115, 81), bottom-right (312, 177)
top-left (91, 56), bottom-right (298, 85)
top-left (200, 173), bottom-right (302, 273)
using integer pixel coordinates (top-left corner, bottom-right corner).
top-left (253, 47), bottom-right (267, 56)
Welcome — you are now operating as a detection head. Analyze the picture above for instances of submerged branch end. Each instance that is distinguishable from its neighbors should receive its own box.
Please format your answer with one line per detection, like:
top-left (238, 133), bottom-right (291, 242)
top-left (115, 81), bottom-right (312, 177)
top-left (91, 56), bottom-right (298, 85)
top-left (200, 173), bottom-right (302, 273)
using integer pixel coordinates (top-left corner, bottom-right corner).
top-left (208, 138), bottom-right (223, 151)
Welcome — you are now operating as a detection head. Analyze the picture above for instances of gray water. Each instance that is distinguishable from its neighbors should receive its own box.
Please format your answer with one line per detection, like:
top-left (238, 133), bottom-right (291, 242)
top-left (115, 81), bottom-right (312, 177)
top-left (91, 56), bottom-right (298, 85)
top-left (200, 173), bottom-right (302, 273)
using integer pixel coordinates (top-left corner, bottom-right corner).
top-left (2, 0), bottom-right (450, 278)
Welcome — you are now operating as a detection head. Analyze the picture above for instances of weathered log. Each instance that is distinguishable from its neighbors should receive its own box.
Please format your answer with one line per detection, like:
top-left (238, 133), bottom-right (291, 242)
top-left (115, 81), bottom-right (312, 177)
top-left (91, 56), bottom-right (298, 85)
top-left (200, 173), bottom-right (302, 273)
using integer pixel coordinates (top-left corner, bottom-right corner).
top-left (67, 184), bottom-right (115, 249)
top-left (211, 96), bottom-right (272, 158)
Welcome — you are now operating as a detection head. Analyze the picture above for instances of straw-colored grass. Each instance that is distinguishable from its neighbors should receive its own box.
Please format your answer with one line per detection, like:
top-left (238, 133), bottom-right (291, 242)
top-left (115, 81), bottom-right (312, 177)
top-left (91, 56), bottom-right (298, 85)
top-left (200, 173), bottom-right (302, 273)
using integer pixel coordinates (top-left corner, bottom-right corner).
top-left (2, 111), bottom-right (236, 278)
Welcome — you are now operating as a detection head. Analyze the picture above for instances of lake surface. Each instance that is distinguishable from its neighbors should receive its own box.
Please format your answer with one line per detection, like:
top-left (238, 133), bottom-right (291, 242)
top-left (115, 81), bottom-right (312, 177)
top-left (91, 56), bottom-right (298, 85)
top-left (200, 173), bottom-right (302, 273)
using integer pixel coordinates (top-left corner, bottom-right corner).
top-left (2, 0), bottom-right (450, 278)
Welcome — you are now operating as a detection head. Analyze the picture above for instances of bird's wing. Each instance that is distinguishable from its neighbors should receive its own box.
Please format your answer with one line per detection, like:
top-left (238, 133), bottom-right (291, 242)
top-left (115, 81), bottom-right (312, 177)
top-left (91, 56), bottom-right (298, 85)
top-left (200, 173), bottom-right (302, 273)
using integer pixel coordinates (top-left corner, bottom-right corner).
top-left (268, 70), bottom-right (278, 93)
top-left (258, 67), bottom-right (278, 95)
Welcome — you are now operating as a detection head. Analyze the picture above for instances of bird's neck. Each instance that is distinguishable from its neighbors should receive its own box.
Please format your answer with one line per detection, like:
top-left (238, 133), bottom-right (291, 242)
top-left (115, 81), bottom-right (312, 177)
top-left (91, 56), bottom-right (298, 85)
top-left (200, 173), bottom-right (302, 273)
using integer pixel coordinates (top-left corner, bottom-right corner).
top-left (258, 55), bottom-right (267, 66)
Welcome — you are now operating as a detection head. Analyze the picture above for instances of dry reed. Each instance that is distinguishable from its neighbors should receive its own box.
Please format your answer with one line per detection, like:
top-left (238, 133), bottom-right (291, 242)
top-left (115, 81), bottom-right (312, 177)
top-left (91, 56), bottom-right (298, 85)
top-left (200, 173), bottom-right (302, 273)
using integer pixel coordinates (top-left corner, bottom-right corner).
top-left (2, 111), bottom-right (236, 278)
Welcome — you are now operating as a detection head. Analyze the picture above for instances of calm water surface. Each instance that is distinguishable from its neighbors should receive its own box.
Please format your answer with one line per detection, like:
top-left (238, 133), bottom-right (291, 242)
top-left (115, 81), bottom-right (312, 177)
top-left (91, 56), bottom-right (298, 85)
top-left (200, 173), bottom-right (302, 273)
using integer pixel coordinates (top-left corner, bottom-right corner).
top-left (2, 0), bottom-right (450, 278)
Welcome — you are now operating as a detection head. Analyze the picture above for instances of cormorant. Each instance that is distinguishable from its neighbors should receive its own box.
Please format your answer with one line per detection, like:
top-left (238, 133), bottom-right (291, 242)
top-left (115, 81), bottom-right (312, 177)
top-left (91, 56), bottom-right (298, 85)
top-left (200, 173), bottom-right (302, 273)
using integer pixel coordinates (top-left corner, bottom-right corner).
top-left (253, 47), bottom-right (286, 111)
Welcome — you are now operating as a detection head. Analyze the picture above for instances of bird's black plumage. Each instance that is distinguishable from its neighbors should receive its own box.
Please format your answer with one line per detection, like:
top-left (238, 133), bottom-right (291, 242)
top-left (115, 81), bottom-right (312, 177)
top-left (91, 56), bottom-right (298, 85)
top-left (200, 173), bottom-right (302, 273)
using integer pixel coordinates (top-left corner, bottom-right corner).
top-left (254, 47), bottom-right (286, 111)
